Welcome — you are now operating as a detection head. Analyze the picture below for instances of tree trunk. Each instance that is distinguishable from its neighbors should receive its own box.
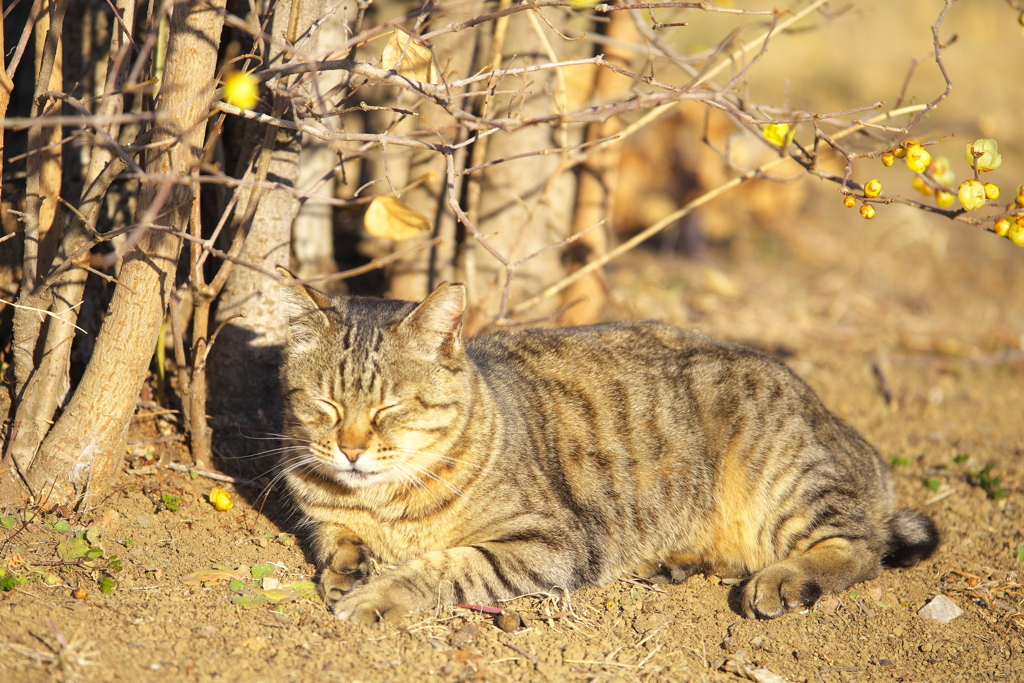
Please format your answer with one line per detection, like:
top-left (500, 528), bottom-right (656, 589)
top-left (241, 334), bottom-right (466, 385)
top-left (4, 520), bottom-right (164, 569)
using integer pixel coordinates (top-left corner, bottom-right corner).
top-left (12, 0), bottom-right (227, 508)
top-left (3, 0), bottom-right (136, 501)
top-left (206, 0), bottom-right (325, 462)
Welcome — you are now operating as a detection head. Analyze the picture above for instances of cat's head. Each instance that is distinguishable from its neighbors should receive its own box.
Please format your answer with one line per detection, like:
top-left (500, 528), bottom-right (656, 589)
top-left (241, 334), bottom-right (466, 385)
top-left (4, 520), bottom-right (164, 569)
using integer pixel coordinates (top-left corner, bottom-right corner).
top-left (278, 271), bottom-right (471, 490)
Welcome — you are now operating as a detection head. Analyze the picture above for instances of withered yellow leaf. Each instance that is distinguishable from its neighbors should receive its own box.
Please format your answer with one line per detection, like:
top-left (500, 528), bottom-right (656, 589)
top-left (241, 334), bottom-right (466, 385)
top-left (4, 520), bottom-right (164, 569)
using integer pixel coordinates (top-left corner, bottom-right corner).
top-left (381, 30), bottom-right (439, 84)
top-left (364, 196), bottom-right (432, 241)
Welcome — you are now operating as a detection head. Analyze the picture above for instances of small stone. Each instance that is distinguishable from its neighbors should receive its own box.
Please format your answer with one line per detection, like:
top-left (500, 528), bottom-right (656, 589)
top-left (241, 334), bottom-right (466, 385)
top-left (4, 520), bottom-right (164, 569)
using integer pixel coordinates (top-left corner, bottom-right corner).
top-left (450, 623), bottom-right (480, 648)
top-left (495, 610), bottom-right (521, 633)
top-left (633, 612), bottom-right (671, 633)
top-left (917, 595), bottom-right (963, 624)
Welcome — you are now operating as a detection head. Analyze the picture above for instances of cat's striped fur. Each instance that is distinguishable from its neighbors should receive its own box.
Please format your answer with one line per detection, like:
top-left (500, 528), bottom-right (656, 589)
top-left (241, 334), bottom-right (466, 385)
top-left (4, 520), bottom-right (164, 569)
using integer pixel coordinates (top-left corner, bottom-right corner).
top-left (278, 276), bottom-right (938, 623)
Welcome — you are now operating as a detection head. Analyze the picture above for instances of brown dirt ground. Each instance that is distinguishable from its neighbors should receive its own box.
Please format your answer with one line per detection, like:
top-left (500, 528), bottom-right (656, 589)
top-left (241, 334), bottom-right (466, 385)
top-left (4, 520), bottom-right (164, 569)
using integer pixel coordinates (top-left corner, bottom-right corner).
top-left (3, 3), bottom-right (1024, 681)
top-left (2, 206), bottom-right (1023, 682)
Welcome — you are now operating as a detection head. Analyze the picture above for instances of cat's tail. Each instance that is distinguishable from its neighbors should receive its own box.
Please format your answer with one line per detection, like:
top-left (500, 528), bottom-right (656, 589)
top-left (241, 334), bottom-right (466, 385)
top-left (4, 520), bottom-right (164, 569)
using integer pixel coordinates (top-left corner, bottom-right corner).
top-left (882, 509), bottom-right (940, 568)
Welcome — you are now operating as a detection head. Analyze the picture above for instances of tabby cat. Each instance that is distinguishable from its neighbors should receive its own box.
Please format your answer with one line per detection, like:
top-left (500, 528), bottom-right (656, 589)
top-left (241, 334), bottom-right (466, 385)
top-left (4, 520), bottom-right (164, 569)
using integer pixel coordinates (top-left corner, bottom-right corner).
top-left (278, 274), bottom-right (938, 623)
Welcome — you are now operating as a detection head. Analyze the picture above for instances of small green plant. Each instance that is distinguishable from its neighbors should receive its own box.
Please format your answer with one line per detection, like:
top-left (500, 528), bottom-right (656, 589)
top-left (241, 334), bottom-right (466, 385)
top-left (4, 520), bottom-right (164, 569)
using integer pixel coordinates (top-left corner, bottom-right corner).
top-left (46, 519), bottom-right (73, 534)
top-left (1015, 544), bottom-right (1024, 563)
top-left (53, 530), bottom-right (123, 593)
top-left (968, 464), bottom-right (1007, 499)
top-left (953, 453), bottom-right (970, 465)
top-left (161, 494), bottom-right (182, 511)
top-left (120, 539), bottom-right (134, 549)
top-left (1, 514), bottom-right (16, 530)
top-left (888, 454), bottom-right (910, 467)
top-left (924, 478), bottom-right (942, 493)
top-left (0, 570), bottom-right (25, 591)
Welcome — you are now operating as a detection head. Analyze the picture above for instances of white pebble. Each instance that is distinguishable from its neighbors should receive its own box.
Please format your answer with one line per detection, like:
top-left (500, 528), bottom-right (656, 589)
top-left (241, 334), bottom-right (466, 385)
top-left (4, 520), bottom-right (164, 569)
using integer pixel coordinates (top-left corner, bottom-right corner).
top-left (917, 595), bottom-right (963, 624)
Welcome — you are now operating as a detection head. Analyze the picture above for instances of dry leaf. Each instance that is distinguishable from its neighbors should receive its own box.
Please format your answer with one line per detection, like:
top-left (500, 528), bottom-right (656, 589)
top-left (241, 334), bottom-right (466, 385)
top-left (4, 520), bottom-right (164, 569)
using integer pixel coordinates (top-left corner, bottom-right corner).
top-left (179, 567), bottom-right (247, 586)
top-left (381, 31), bottom-right (438, 84)
top-left (364, 196), bottom-right (432, 241)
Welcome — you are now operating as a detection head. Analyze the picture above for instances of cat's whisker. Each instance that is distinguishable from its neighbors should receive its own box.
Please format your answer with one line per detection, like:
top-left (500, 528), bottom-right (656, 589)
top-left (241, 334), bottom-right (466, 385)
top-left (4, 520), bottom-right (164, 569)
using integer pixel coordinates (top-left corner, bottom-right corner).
top-left (392, 458), bottom-right (485, 514)
top-left (389, 448), bottom-right (483, 470)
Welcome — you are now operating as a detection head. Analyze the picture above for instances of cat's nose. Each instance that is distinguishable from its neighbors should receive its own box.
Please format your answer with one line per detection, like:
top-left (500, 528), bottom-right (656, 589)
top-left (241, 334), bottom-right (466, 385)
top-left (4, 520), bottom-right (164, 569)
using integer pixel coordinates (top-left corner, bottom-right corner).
top-left (339, 446), bottom-right (366, 463)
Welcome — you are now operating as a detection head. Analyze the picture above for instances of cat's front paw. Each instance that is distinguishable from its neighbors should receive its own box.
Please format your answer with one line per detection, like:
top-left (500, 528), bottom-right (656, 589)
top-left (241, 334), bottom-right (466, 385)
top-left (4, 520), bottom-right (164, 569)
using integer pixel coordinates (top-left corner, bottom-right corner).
top-left (332, 583), bottom-right (414, 623)
top-left (739, 564), bottom-right (822, 619)
top-left (319, 564), bottom-right (366, 611)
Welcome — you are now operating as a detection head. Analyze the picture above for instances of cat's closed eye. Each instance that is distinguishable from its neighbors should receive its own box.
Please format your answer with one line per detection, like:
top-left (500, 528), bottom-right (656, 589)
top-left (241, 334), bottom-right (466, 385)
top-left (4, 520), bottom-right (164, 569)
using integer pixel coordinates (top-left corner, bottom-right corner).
top-left (314, 399), bottom-right (344, 426)
top-left (371, 403), bottom-right (404, 427)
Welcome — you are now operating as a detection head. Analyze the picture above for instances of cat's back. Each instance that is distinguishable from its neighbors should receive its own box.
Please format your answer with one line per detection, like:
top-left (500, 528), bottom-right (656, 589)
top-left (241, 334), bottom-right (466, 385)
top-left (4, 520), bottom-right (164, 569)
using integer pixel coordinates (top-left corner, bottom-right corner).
top-left (466, 320), bottom-right (796, 392)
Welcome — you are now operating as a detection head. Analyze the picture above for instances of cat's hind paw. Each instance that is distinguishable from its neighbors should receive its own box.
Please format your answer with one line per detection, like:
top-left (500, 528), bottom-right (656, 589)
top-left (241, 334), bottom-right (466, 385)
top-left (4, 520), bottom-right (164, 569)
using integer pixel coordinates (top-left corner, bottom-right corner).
top-left (736, 564), bottom-right (822, 619)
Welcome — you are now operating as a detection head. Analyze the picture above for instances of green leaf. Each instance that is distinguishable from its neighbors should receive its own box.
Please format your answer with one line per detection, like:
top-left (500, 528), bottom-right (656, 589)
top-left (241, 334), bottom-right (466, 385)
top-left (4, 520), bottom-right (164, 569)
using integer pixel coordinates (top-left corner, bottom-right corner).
top-left (262, 588), bottom-right (290, 604)
top-left (0, 574), bottom-right (24, 591)
top-left (86, 548), bottom-right (104, 559)
top-left (953, 454), bottom-right (970, 465)
top-left (1, 515), bottom-right (16, 529)
top-left (121, 539), bottom-right (134, 549)
top-left (57, 537), bottom-right (91, 562)
top-left (232, 593), bottom-right (268, 608)
top-left (189, 469), bottom-right (198, 480)
top-left (629, 588), bottom-right (640, 600)
top-left (52, 520), bottom-right (73, 533)
top-left (283, 581), bottom-right (318, 601)
top-left (924, 478), bottom-right (942, 493)
top-left (1015, 544), bottom-right (1024, 563)
top-left (888, 454), bottom-right (910, 467)
top-left (228, 579), bottom-right (247, 594)
top-left (100, 576), bottom-right (116, 594)
top-left (251, 563), bottom-right (276, 580)
top-left (969, 464), bottom-right (1007, 499)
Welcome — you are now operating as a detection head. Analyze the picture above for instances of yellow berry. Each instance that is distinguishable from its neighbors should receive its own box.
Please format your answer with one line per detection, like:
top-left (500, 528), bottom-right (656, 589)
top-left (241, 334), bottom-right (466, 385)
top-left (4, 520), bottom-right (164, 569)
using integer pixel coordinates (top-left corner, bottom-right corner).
top-left (1016, 186), bottom-right (1024, 209)
top-left (1009, 221), bottom-right (1024, 247)
top-left (860, 204), bottom-right (876, 220)
top-left (208, 487), bottom-right (234, 512)
top-left (843, 195), bottom-right (857, 208)
top-left (881, 152), bottom-right (895, 167)
top-left (73, 587), bottom-right (88, 600)
top-left (864, 179), bottom-right (882, 199)
top-left (965, 138), bottom-right (1002, 172)
top-left (763, 122), bottom-right (794, 147)
top-left (893, 145), bottom-right (908, 159)
top-left (927, 156), bottom-right (955, 187)
top-left (984, 183), bottom-right (1000, 200)
top-left (994, 217), bottom-right (1012, 237)
top-left (911, 176), bottom-right (933, 197)
top-left (935, 191), bottom-right (955, 208)
top-left (958, 179), bottom-right (987, 211)
top-left (905, 144), bottom-right (931, 174)
top-left (223, 71), bottom-right (260, 110)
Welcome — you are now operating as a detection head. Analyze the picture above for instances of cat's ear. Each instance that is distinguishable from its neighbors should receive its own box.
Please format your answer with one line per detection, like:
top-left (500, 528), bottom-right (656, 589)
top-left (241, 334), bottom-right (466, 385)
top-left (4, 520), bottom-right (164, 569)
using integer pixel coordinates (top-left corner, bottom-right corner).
top-left (276, 266), bottom-right (333, 331)
top-left (401, 282), bottom-right (466, 360)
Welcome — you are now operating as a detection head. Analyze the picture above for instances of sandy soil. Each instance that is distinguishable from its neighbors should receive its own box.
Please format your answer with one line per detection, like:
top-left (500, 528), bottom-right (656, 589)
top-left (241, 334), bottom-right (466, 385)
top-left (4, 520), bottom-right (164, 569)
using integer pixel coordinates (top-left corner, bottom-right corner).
top-left (2, 202), bottom-right (1023, 682)
top-left (3, 3), bottom-right (1024, 678)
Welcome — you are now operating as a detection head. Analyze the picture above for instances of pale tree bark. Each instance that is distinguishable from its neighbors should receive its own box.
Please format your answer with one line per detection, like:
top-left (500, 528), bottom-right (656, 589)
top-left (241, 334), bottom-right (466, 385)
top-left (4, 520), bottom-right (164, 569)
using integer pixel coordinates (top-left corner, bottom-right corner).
top-left (385, 0), bottom-right (484, 304)
top-left (206, 0), bottom-right (325, 459)
top-left (290, 4), bottom-right (349, 286)
top-left (10, 0), bottom-right (228, 508)
top-left (559, 10), bottom-right (636, 326)
top-left (461, 7), bottom-right (590, 330)
top-left (3, 0), bottom-right (136, 500)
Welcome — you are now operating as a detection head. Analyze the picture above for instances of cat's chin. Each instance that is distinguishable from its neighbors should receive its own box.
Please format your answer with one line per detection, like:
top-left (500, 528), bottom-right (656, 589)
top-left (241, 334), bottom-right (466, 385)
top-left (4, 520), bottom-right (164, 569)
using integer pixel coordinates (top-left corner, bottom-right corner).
top-left (328, 466), bottom-right (389, 489)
